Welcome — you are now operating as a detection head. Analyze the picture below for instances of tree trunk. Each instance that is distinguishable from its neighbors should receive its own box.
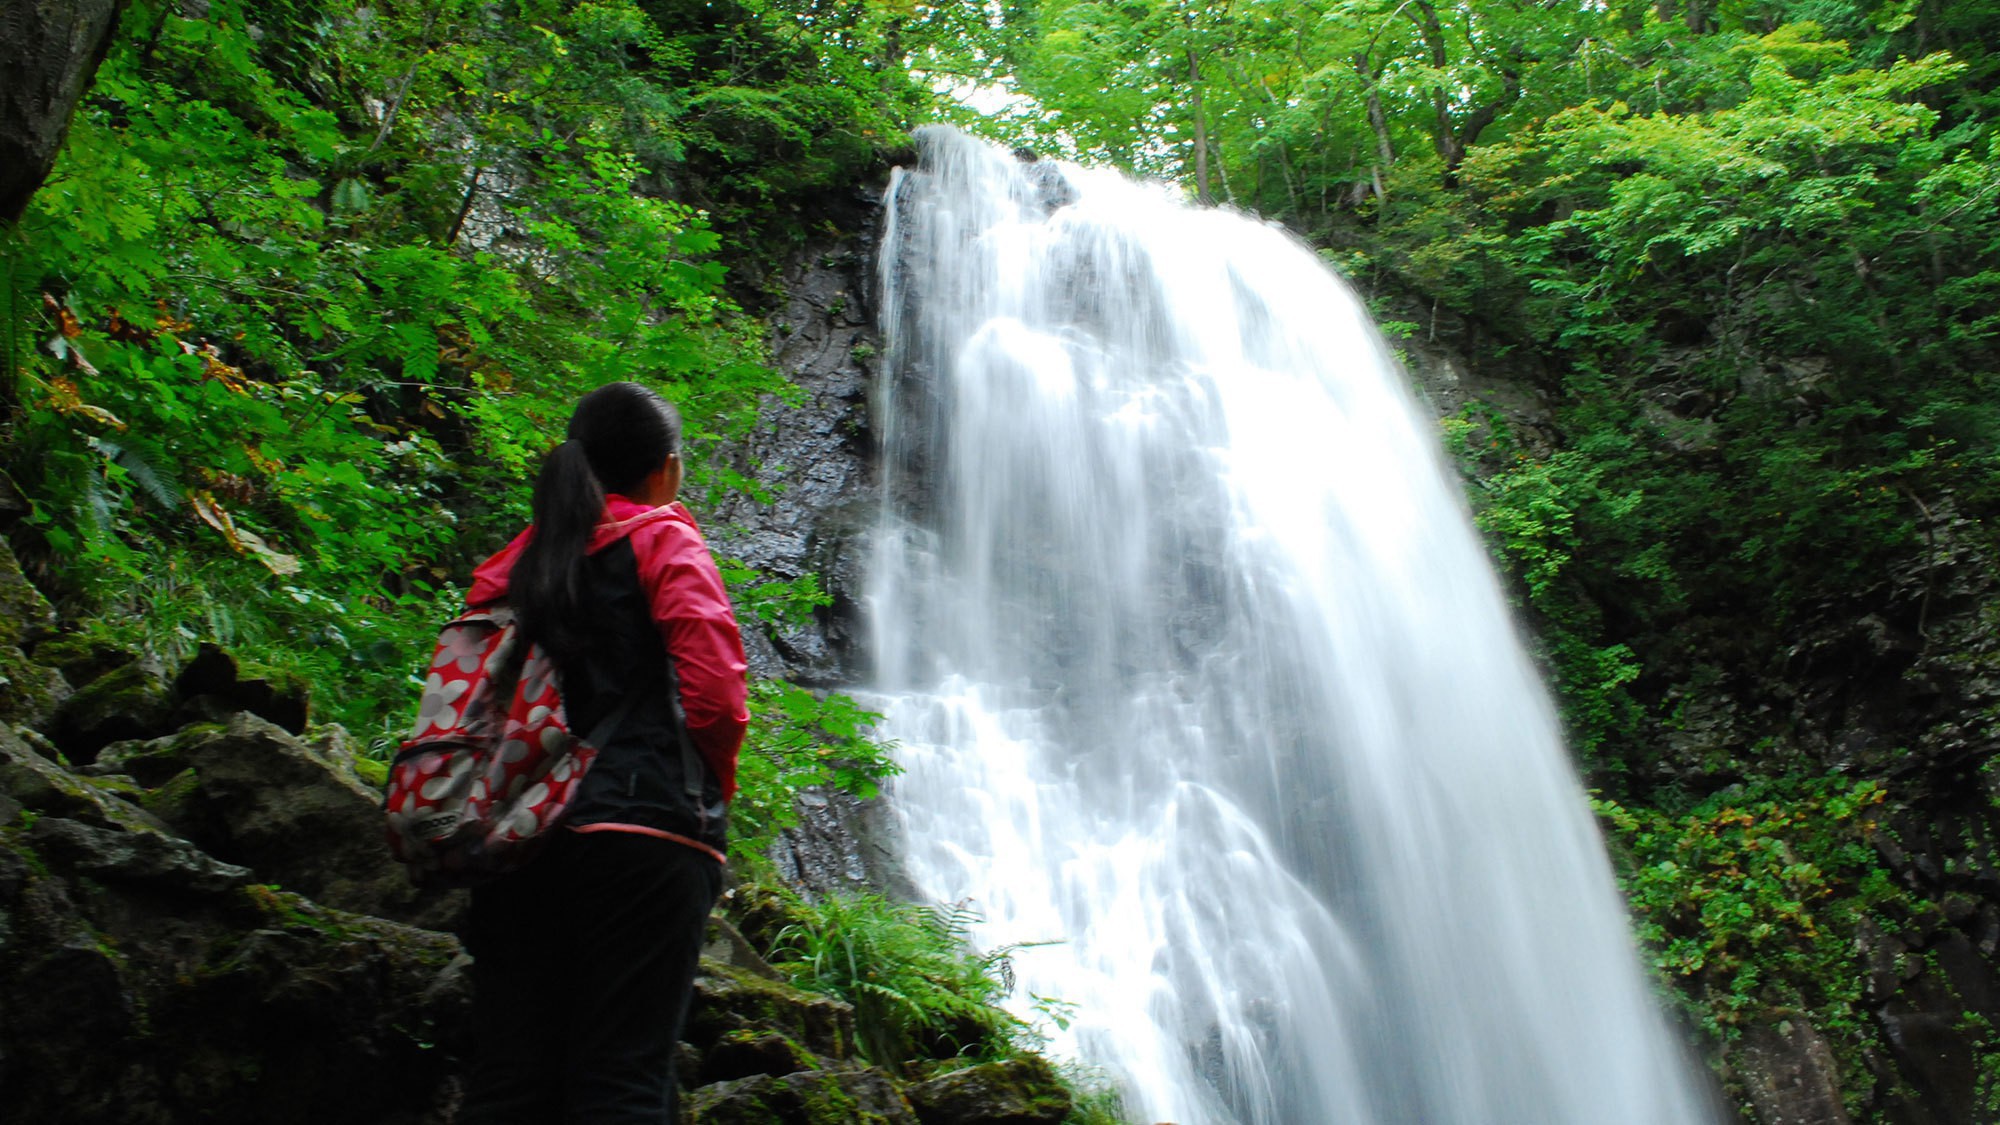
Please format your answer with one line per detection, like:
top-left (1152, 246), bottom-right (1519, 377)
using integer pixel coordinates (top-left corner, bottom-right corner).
top-left (1187, 48), bottom-right (1211, 206)
top-left (0, 0), bottom-right (128, 224)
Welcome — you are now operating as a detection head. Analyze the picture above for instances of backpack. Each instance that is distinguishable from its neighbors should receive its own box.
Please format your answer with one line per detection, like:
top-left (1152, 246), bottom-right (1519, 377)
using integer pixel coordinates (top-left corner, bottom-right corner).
top-left (383, 604), bottom-right (634, 887)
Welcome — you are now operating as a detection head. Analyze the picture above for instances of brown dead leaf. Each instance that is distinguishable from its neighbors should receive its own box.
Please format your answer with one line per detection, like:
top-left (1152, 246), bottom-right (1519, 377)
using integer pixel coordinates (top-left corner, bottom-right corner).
top-left (154, 300), bottom-right (193, 335)
top-left (42, 294), bottom-right (83, 339)
top-left (198, 345), bottom-right (250, 394)
top-left (190, 491), bottom-right (302, 576)
top-left (244, 443), bottom-right (283, 475)
top-left (47, 376), bottom-right (124, 429)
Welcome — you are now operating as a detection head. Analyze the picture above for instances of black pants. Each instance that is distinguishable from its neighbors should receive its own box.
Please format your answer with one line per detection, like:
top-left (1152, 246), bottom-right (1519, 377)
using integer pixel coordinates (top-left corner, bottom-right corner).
top-left (459, 830), bottom-right (722, 1124)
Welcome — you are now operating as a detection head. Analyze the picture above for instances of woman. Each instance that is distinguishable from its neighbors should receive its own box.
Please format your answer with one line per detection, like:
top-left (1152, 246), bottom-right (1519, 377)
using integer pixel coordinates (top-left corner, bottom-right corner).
top-left (457, 381), bottom-right (749, 1122)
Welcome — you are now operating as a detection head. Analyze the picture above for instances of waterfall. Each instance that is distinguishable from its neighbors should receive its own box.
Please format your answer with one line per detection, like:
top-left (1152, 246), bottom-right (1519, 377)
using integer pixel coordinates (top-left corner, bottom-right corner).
top-left (867, 126), bottom-right (1714, 1125)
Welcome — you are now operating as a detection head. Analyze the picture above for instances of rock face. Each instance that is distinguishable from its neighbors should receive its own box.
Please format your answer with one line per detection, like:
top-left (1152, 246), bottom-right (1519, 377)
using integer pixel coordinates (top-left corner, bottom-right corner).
top-left (710, 207), bottom-right (885, 689)
top-left (0, 724), bottom-right (462, 1125)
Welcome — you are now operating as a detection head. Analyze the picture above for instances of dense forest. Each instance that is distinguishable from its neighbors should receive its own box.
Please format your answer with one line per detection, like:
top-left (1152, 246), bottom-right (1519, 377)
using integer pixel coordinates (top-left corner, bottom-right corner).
top-left (3, 0), bottom-right (1998, 1122)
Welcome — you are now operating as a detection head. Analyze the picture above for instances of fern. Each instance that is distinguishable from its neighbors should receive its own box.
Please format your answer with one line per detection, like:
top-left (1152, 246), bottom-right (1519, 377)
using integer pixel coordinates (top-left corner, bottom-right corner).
top-left (86, 435), bottom-right (182, 509)
top-left (767, 889), bottom-right (1031, 1069)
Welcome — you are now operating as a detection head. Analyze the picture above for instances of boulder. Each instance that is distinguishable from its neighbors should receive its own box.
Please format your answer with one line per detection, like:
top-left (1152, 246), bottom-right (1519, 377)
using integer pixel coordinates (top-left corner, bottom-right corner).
top-left (686, 1066), bottom-right (918, 1125)
top-left (687, 960), bottom-right (859, 1062)
top-left (173, 643), bottom-right (309, 733)
top-left (904, 1056), bottom-right (1073, 1125)
top-left (27, 815), bottom-right (249, 894)
top-left (98, 712), bottom-right (460, 929)
top-left (1, 756), bottom-right (466, 1125)
top-left (0, 724), bottom-right (172, 836)
top-left (0, 642), bottom-right (69, 728)
top-left (0, 542), bottom-right (68, 727)
top-left (0, 537), bottom-right (57, 649)
top-left (48, 656), bottom-right (177, 762)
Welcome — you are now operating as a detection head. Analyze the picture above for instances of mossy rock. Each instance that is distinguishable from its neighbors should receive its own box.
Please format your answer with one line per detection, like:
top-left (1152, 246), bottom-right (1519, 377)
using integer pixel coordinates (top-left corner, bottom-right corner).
top-left (116, 712), bottom-right (460, 930)
top-left (0, 641), bottom-right (70, 728)
top-left (686, 1066), bottom-right (917, 1125)
top-left (174, 644), bottom-right (309, 733)
top-left (905, 1056), bottom-right (1073, 1125)
top-left (49, 658), bottom-right (177, 763)
top-left (0, 537), bottom-right (57, 650)
top-left (0, 725), bottom-right (173, 837)
top-left (92, 725), bottom-right (226, 789)
top-left (26, 633), bottom-right (135, 691)
top-left (688, 959), bottom-right (857, 1062)
top-left (700, 1028), bottom-right (822, 1084)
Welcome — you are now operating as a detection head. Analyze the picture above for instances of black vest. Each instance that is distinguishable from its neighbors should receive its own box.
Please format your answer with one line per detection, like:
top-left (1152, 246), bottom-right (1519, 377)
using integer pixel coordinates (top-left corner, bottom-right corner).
top-left (553, 538), bottom-right (728, 855)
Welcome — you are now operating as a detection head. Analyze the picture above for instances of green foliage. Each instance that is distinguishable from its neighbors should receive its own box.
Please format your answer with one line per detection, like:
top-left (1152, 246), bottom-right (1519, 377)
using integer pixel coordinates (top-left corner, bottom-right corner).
top-left (767, 887), bottom-right (1031, 1067)
top-left (1595, 777), bottom-right (1915, 1106)
top-left (733, 682), bottom-right (902, 862)
top-left (0, 0), bottom-right (932, 737)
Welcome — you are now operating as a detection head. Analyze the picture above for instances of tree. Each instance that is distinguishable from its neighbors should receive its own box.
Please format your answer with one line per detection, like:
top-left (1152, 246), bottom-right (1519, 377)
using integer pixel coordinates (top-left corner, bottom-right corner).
top-left (0, 0), bottom-right (127, 222)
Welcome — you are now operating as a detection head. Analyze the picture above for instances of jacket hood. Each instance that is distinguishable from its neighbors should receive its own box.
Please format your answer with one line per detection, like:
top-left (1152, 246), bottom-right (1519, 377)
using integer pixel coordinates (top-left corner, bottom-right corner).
top-left (467, 497), bottom-right (696, 606)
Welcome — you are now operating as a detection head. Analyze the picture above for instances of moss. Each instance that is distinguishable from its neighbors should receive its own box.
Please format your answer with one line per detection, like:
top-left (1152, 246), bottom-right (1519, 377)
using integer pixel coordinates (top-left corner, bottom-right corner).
top-left (242, 884), bottom-right (351, 941)
top-left (0, 540), bottom-right (56, 651)
top-left (140, 768), bottom-right (201, 821)
top-left (3, 823), bottom-right (52, 878)
top-left (25, 633), bottom-right (132, 689)
top-left (0, 643), bottom-right (67, 726)
top-left (352, 757), bottom-right (387, 789)
top-left (795, 1071), bottom-right (865, 1125)
top-left (693, 959), bottom-right (855, 1060)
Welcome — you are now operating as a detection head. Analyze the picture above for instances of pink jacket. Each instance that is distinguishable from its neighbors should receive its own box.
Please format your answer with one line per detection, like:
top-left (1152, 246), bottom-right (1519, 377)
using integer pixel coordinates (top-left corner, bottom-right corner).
top-left (468, 496), bottom-right (750, 799)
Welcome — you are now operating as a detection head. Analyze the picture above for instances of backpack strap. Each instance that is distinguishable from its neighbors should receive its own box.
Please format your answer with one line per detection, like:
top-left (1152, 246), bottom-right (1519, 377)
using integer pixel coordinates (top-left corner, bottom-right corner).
top-left (579, 688), bottom-right (644, 756)
top-left (658, 648), bottom-right (709, 801)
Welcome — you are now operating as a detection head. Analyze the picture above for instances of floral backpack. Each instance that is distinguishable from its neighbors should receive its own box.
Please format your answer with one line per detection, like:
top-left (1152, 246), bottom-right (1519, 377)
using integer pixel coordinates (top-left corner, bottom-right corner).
top-left (383, 605), bottom-right (632, 887)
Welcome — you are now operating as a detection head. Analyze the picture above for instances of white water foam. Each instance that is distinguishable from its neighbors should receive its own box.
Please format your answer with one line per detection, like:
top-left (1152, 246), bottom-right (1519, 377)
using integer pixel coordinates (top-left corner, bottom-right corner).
top-left (866, 126), bottom-right (1715, 1125)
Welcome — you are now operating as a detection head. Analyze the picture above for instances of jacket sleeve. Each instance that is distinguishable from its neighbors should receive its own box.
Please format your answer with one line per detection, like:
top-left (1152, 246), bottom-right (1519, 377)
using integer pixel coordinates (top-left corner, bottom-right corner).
top-left (632, 514), bottom-right (750, 800)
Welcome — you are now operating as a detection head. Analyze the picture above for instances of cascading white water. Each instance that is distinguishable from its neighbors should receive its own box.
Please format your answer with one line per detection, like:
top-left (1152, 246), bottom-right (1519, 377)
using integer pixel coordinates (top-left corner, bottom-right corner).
top-left (867, 126), bottom-right (1715, 1125)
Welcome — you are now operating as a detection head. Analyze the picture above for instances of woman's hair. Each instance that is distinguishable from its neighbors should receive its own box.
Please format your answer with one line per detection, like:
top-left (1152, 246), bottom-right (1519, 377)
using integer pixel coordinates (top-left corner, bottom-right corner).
top-left (510, 381), bottom-right (683, 658)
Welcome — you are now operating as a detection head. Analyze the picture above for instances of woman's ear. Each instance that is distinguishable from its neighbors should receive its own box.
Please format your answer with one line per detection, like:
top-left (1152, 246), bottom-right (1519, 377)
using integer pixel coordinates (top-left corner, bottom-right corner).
top-left (630, 453), bottom-right (682, 507)
top-left (661, 452), bottom-right (683, 502)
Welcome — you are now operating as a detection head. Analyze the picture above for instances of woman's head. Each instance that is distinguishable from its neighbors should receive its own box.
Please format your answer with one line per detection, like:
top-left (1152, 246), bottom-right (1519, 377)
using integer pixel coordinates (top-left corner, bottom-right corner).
top-left (564, 381), bottom-right (683, 498)
top-left (509, 382), bottom-right (685, 657)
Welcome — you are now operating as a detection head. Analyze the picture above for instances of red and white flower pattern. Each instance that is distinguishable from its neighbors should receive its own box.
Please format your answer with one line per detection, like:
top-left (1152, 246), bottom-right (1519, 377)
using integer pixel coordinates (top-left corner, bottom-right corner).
top-left (384, 607), bottom-right (600, 885)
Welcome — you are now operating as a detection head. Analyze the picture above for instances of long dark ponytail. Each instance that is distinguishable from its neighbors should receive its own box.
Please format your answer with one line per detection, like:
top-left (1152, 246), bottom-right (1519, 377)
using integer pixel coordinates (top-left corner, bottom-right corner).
top-left (510, 382), bottom-right (683, 659)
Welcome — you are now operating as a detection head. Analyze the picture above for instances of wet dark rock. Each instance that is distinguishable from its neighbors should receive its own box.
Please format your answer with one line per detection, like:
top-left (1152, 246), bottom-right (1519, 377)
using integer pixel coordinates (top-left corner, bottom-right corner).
top-left (1869, 929), bottom-right (2000, 1125)
top-left (711, 224), bottom-right (881, 687)
top-left (49, 655), bottom-right (177, 762)
top-left (904, 1056), bottom-right (1073, 1125)
top-left (0, 751), bottom-right (467, 1125)
top-left (27, 815), bottom-right (249, 893)
top-left (172, 642), bottom-right (310, 733)
top-left (769, 781), bottom-right (913, 901)
top-left (1731, 1018), bottom-right (1852, 1125)
top-left (700, 1028), bottom-right (820, 1083)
